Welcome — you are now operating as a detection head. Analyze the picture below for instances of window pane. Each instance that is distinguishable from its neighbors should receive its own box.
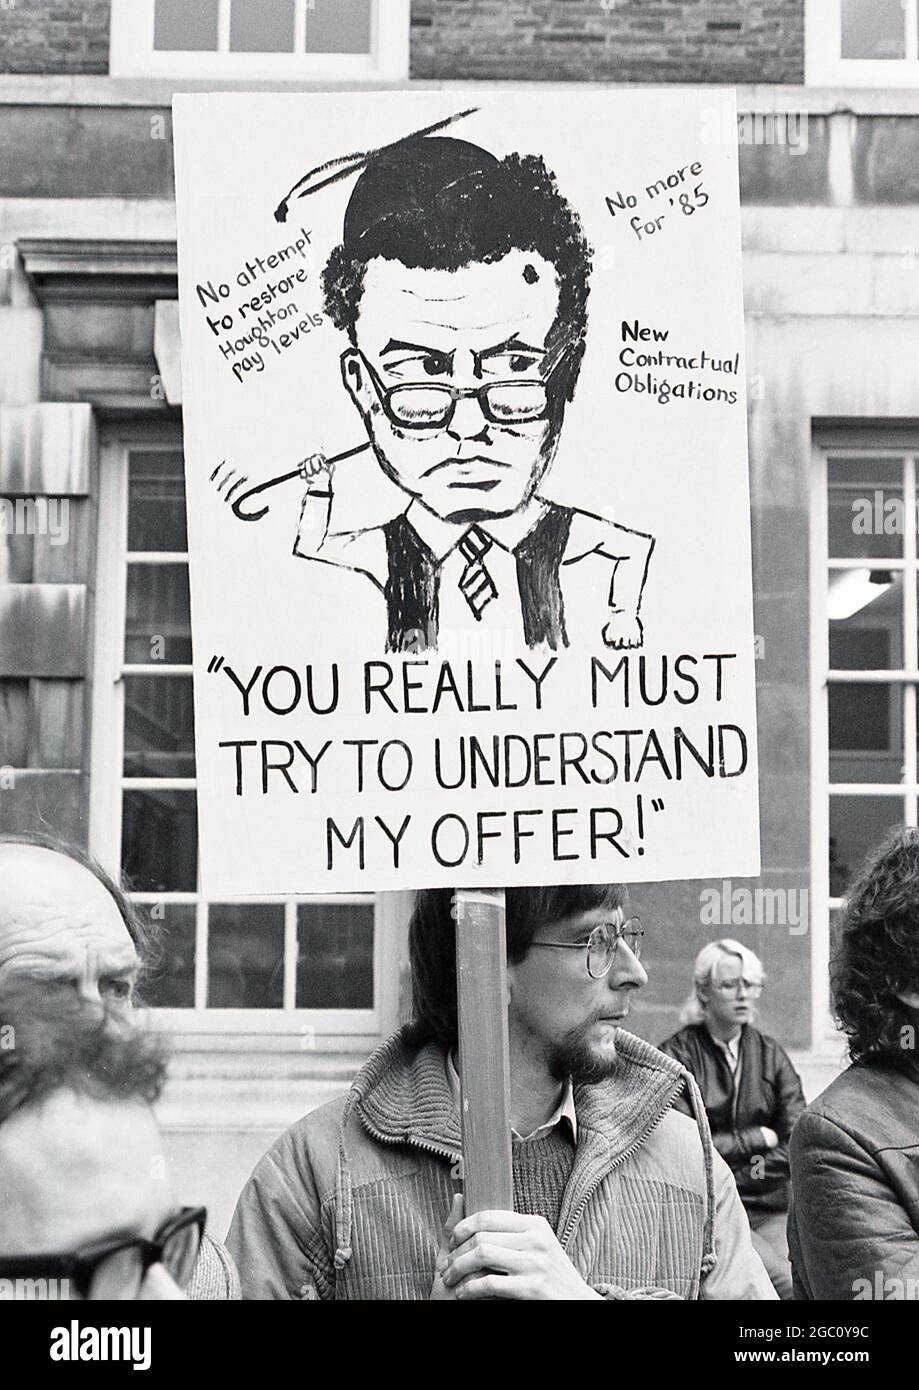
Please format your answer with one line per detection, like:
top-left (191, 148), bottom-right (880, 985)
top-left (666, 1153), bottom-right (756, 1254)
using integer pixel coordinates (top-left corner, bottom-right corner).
top-left (296, 901), bottom-right (374, 1007)
top-left (841, 0), bottom-right (905, 59)
top-left (829, 577), bottom-right (901, 669)
top-left (122, 789), bottom-right (197, 892)
top-left (827, 457), bottom-right (903, 560)
top-left (305, 0), bottom-right (372, 54)
top-left (125, 564), bottom-right (192, 664)
top-left (208, 904), bottom-right (285, 1007)
top-left (829, 682), bottom-right (902, 783)
top-left (829, 795), bottom-right (903, 892)
top-left (154, 0), bottom-right (220, 51)
top-left (124, 675), bottom-right (196, 779)
top-left (139, 902), bottom-right (196, 1008)
top-left (128, 452), bottom-right (187, 553)
top-left (230, 0), bottom-right (296, 52)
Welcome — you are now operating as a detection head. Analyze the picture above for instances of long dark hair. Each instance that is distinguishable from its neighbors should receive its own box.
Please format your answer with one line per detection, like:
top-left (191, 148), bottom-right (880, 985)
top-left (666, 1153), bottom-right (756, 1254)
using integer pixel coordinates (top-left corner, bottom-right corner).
top-left (407, 883), bottom-right (626, 1051)
top-left (832, 827), bottom-right (919, 1070)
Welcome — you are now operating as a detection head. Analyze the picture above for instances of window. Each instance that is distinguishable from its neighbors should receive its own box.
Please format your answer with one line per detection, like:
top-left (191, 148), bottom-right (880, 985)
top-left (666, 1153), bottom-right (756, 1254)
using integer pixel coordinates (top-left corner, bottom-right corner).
top-left (109, 0), bottom-right (409, 80)
top-left (806, 0), bottom-right (919, 86)
top-left (811, 438), bottom-right (919, 1042)
top-left (89, 427), bottom-right (406, 1041)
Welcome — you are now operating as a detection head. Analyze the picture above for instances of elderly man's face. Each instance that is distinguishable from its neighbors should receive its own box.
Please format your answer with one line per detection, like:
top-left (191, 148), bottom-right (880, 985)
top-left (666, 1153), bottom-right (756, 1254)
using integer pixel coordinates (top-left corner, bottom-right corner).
top-left (343, 249), bottom-right (565, 524)
top-left (0, 1090), bottom-right (184, 1300)
top-left (0, 846), bottom-right (138, 1015)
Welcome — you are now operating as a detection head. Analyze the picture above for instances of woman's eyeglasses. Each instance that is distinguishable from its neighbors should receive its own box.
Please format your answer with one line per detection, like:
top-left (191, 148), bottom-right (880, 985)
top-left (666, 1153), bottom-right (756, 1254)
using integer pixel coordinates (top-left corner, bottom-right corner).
top-left (712, 978), bottom-right (763, 998)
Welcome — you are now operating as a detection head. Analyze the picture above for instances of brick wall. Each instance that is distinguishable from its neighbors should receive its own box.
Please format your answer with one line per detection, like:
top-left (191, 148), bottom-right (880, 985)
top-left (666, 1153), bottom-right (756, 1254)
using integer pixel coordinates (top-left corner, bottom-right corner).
top-left (411, 0), bottom-right (805, 85)
top-left (0, 1), bottom-right (805, 84)
top-left (0, 0), bottom-right (110, 75)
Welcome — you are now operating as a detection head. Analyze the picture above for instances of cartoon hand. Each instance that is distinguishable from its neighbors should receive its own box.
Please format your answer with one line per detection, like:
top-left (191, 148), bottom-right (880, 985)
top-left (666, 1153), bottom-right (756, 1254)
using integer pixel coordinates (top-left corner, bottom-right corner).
top-left (602, 612), bottom-right (644, 650)
top-left (298, 452), bottom-right (332, 481)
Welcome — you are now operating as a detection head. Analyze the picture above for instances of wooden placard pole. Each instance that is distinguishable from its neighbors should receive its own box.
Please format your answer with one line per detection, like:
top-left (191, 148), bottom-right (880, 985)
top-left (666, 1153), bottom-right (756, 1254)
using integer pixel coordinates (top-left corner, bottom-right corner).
top-left (454, 887), bottom-right (513, 1214)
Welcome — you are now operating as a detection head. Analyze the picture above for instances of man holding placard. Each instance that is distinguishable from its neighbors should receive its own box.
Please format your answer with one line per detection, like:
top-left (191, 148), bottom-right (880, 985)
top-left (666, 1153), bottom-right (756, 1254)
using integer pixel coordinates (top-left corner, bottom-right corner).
top-left (227, 885), bottom-right (774, 1301)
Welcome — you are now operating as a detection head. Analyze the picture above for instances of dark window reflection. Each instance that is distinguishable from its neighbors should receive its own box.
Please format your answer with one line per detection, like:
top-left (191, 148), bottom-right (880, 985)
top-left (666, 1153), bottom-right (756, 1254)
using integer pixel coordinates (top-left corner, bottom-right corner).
top-left (296, 902), bottom-right (374, 1008)
top-left (829, 796), bottom-right (904, 897)
top-left (208, 904), bottom-right (285, 1008)
top-left (125, 564), bottom-right (192, 664)
top-left (827, 456), bottom-right (903, 561)
top-left (139, 902), bottom-right (196, 1008)
top-left (829, 613), bottom-right (895, 672)
top-left (124, 675), bottom-right (196, 778)
top-left (128, 451), bottom-right (188, 553)
top-left (122, 789), bottom-right (197, 892)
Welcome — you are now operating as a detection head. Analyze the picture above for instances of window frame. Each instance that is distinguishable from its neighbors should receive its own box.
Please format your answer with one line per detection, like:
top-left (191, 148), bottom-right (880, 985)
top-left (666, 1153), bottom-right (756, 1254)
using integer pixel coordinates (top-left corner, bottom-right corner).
top-left (806, 0), bottom-right (919, 87)
top-left (109, 0), bottom-right (410, 81)
top-left (810, 430), bottom-right (919, 1047)
top-left (89, 423), bottom-right (407, 1043)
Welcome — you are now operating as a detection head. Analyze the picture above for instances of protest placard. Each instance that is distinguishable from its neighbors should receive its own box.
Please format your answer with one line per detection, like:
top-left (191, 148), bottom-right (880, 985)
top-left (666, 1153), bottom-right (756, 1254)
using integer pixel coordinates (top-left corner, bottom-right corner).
top-left (173, 90), bottom-right (760, 894)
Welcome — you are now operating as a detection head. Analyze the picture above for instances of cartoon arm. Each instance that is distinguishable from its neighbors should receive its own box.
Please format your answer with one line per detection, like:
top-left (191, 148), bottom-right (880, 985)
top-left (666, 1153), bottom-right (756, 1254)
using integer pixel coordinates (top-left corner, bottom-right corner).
top-left (292, 453), bottom-right (334, 560)
top-left (601, 527), bottom-right (655, 650)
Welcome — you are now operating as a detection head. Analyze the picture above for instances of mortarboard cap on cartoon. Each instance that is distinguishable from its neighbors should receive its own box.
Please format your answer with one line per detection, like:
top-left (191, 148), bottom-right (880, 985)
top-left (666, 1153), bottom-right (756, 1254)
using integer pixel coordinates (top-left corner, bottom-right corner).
top-left (273, 107), bottom-right (485, 242)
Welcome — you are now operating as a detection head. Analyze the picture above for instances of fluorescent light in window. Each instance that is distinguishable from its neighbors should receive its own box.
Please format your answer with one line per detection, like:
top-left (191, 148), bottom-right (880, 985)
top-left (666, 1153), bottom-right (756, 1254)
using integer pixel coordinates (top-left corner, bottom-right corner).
top-left (827, 568), bottom-right (894, 621)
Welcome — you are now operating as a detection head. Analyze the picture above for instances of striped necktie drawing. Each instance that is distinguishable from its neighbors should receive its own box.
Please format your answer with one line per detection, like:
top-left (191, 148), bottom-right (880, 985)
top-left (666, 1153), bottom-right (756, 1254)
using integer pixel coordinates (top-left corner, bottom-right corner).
top-left (457, 525), bottom-right (498, 620)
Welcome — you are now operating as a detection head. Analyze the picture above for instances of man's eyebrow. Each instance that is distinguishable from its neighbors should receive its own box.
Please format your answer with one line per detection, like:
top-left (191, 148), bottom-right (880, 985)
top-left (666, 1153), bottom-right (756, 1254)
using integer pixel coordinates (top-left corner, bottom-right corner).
top-left (477, 336), bottom-right (545, 361)
top-left (380, 339), bottom-right (453, 357)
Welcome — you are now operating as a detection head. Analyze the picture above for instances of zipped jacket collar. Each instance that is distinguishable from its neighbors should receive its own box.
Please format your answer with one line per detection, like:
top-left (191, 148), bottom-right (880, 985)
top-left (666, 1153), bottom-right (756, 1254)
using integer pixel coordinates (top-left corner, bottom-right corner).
top-left (332, 1026), bottom-right (717, 1276)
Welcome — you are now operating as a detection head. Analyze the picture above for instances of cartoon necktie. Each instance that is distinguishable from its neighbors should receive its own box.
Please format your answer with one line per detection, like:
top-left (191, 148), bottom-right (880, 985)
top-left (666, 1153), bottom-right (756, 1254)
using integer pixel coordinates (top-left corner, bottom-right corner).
top-left (458, 525), bottom-right (498, 620)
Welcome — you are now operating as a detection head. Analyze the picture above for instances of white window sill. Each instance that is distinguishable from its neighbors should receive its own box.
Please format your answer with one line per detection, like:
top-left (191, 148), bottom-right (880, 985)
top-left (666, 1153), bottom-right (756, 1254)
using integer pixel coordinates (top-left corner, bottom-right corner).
top-left (7, 76), bottom-right (919, 115)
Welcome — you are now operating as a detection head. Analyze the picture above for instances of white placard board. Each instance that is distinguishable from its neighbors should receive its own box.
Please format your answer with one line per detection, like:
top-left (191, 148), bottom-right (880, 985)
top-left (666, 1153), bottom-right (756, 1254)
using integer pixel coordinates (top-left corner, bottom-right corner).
top-left (173, 90), bottom-right (760, 894)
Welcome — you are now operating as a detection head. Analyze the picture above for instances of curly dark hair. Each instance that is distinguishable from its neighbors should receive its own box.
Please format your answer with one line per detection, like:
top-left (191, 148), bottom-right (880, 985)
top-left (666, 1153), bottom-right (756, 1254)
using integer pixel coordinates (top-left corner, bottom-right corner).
top-left (0, 981), bottom-right (169, 1126)
top-left (407, 883), bottom-right (627, 1052)
top-left (831, 826), bottom-right (919, 1070)
top-left (321, 135), bottom-right (592, 405)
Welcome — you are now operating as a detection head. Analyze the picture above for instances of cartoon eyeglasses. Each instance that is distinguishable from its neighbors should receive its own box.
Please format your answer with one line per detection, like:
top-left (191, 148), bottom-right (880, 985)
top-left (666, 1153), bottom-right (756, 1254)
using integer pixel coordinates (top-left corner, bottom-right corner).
top-left (359, 352), bottom-right (571, 431)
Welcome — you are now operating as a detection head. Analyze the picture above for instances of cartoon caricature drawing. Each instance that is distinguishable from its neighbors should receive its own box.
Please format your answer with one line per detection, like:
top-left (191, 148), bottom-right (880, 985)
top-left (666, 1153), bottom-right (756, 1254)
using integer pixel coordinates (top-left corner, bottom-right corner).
top-left (231, 113), bottom-right (655, 654)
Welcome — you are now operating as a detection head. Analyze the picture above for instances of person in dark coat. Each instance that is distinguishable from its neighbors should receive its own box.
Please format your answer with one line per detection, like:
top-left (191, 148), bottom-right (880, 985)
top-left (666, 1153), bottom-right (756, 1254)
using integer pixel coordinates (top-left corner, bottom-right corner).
top-left (788, 828), bottom-right (919, 1301)
top-left (660, 937), bottom-right (805, 1299)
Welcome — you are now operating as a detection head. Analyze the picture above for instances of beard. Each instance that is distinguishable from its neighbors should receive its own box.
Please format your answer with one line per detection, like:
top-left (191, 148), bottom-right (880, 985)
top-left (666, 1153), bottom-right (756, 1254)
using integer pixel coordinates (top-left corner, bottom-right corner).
top-left (545, 1019), bottom-right (621, 1085)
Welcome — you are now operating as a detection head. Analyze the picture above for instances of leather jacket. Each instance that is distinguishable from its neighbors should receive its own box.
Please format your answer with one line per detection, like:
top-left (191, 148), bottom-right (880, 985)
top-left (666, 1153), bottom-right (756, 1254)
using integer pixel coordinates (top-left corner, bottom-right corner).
top-left (659, 1023), bottom-right (806, 1212)
top-left (788, 1061), bottom-right (919, 1300)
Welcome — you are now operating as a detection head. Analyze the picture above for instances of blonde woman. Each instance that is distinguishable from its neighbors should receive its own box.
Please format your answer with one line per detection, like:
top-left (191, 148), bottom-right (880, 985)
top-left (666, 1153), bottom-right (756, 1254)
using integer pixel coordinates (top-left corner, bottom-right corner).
top-left (659, 939), bottom-right (805, 1299)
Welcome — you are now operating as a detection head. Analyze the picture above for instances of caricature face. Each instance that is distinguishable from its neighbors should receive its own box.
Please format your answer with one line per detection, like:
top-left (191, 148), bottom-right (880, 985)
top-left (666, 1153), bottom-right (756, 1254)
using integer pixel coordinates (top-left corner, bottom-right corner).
top-left (342, 250), bottom-right (565, 524)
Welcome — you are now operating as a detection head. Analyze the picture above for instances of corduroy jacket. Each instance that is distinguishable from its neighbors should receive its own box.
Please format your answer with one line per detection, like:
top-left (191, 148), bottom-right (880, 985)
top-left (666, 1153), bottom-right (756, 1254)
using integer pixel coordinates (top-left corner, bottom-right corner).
top-left (227, 1026), bottom-right (775, 1301)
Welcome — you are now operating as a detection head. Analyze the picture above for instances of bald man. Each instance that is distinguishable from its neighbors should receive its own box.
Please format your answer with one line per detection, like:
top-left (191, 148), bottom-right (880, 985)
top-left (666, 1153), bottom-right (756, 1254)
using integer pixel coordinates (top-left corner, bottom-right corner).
top-left (0, 835), bottom-right (141, 1012)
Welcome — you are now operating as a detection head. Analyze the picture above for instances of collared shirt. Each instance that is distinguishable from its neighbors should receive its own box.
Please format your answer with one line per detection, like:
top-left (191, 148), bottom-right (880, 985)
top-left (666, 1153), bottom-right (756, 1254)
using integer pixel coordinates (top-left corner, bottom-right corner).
top-left (445, 1051), bottom-right (578, 1145)
top-left (710, 1029), bottom-right (742, 1076)
top-left (406, 498), bottom-right (549, 653)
